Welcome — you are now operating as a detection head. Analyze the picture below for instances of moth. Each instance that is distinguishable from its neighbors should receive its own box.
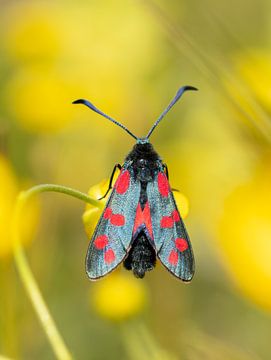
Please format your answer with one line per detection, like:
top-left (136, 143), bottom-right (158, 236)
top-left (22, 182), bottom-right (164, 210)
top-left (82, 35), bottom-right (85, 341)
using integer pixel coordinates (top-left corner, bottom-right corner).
top-left (73, 86), bottom-right (197, 281)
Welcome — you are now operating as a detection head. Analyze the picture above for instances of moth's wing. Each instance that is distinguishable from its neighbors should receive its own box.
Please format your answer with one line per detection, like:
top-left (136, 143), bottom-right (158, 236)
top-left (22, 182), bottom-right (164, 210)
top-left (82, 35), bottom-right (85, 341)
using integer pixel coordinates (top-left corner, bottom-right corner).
top-left (147, 171), bottom-right (194, 281)
top-left (86, 168), bottom-right (141, 279)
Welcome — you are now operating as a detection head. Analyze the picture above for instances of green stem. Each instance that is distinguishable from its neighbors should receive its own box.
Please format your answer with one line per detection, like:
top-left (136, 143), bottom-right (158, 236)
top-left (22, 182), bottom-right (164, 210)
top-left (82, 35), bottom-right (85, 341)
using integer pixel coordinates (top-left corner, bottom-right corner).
top-left (17, 184), bottom-right (102, 208)
top-left (12, 184), bottom-right (102, 360)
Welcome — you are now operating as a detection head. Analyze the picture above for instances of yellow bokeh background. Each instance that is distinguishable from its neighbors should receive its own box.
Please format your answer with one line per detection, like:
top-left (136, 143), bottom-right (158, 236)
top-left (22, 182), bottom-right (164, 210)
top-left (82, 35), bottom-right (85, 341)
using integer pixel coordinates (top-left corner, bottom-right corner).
top-left (1, 0), bottom-right (271, 359)
top-left (0, 154), bottom-right (39, 258)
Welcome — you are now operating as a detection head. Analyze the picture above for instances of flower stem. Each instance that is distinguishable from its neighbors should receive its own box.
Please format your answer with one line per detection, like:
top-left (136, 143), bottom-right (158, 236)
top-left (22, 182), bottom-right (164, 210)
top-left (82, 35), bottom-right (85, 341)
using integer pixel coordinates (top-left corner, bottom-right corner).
top-left (16, 184), bottom-right (103, 208)
top-left (12, 184), bottom-right (102, 359)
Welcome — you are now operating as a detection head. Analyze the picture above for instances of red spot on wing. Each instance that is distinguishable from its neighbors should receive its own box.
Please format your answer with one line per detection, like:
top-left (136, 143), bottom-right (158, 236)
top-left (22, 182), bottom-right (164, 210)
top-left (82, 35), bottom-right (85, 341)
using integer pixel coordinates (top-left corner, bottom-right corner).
top-left (104, 249), bottom-right (115, 264)
top-left (168, 250), bottom-right (178, 266)
top-left (158, 172), bottom-right (170, 197)
top-left (94, 234), bottom-right (108, 250)
top-left (133, 202), bottom-right (153, 239)
top-left (104, 208), bottom-right (125, 226)
top-left (160, 216), bottom-right (174, 228)
top-left (104, 207), bottom-right (112, 219)
top-left (175, 238), bottom-right (188, 252)
top-left (115, 170), bottom-right (130, 194)
top-left (110, 214), bottom-right (125, 226)
top-left (172, 209), bottom-right (180, 222)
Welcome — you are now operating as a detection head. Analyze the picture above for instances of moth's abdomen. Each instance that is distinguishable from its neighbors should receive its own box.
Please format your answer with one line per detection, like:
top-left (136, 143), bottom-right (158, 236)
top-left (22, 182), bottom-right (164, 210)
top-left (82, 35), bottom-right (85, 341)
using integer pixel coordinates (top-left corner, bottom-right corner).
top-left (123, 232), bottom-right (156, 278)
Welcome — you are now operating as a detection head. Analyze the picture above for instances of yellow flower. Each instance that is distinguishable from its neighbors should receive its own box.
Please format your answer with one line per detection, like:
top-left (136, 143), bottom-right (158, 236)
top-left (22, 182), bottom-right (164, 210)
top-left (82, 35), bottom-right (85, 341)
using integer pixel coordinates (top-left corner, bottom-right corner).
top-left (0, 154), bottom-right (39, 258)
top-left (234, 50), bottom-right (271, 113)
top-left (3, 2), bottom-right (61, 62)
top-left (5, 68), bottom-right (76, 133)
top-left (217, 155), bottom-right (271, 311)
top-left (91, 270), bottom-right (147, 321)
top-left (223, 49), bottom-right (271, 133)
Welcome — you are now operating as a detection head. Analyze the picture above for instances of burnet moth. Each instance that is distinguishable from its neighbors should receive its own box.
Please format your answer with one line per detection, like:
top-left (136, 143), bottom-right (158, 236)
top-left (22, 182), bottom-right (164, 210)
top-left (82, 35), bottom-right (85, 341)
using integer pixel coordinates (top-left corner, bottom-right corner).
top-left (73, 85), bottom-right (197, 281)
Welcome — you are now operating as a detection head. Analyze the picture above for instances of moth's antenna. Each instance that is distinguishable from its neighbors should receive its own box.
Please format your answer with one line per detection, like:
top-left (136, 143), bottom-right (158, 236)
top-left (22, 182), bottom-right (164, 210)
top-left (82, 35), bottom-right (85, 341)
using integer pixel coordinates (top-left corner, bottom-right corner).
top-left (146, 86), bottom-right (198, 139)
top-left (73, 99), bottom-right (138, 140)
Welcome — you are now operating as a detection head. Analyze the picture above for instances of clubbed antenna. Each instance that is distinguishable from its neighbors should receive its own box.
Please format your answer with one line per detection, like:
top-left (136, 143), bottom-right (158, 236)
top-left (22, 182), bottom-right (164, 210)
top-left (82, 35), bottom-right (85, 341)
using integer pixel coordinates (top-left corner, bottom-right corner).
top-left (146, 86), bottom-right (198, 139)
top-left (72, 99), bottom-right (138, 140)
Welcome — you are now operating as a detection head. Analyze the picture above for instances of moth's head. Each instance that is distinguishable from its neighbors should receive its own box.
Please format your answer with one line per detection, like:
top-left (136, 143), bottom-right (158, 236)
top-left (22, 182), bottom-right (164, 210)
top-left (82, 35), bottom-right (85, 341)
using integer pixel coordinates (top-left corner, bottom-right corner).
top-left (133, 138), bottom-right (153, 153)
top-left (129, 140), bottom-right (158, 164)
top-left (134, 138), bottom-right (153, 154)
top-left (136, 137), bottom-right (149, 145)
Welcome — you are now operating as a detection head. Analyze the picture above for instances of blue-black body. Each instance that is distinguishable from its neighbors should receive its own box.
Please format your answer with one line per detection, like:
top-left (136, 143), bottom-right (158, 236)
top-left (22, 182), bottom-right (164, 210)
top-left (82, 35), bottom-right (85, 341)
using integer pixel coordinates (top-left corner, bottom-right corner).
top-left (73, 85), bottom-right (197, 281)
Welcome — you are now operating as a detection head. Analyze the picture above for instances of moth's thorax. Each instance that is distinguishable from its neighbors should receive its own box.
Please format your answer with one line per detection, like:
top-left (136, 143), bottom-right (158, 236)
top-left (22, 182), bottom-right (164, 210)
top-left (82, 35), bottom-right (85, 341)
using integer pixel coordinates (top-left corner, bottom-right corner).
top-left (125, 142), bottom-right (162, 182)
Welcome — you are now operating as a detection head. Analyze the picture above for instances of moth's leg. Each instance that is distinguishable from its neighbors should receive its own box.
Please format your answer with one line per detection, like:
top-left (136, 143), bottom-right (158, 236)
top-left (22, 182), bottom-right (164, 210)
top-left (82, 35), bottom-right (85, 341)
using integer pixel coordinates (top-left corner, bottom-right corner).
top-left (163, 163), bottom-right (169, 180)
top-left (99, 163), bottom-right (122, 200)
top-left (172, 188), bottom-right (180, 192)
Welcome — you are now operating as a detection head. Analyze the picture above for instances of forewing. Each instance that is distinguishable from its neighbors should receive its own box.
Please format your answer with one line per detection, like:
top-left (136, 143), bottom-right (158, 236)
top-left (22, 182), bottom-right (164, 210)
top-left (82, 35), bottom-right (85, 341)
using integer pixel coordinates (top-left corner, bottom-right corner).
top-left (147, 171), bottom-right (194, 281)
top-left (86, 167), bottom-right (141, 279)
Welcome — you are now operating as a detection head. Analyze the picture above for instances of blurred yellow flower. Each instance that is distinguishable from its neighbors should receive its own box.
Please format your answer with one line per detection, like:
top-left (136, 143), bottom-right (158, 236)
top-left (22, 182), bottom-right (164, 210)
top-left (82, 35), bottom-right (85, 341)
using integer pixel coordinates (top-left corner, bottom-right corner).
top-left (218, 155), bottom-right (271, 310)
top-left (91, 270), bottom-right (147, 321)
top-left (234, 50), bottom-right (271, 113)
top-left (5, 68), bottom-right (76, 133)
top-left (3, 2), bottom-right (61, 62)
top-left (0, 154), bottom-right (39, 258)
top-left (223, 49), bottom-right (271, 134)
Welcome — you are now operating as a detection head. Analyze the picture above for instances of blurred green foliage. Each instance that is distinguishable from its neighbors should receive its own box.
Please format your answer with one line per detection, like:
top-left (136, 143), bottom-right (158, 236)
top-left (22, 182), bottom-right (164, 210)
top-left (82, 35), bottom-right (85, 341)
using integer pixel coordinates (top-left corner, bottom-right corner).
top-left (1, 0), bottom-right (271, 359)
